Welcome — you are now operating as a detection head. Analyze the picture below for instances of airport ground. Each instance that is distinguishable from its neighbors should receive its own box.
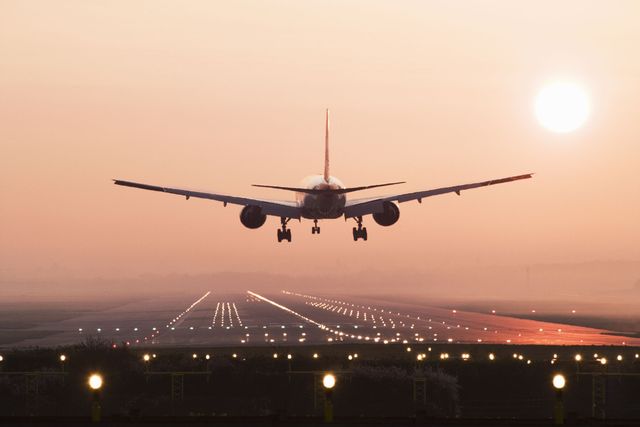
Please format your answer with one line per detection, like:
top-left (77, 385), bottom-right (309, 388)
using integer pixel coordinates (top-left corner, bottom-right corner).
top-left (0, 291), bottom-right (638, 424)
top-left (0, 290), bottom-right (637, 348)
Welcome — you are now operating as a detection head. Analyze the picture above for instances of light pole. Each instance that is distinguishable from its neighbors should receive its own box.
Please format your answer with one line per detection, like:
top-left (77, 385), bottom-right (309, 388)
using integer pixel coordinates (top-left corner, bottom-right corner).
top-left (88, 373), bottom-right (103, 423)
top-left (552, 374), bottom-right (566, 425)
top-left (59, 354), bottom-right (67, 371)
top-left (322, 373), bottom-right (336, 423)
top-left (142, 353), bottom-right (151, 372)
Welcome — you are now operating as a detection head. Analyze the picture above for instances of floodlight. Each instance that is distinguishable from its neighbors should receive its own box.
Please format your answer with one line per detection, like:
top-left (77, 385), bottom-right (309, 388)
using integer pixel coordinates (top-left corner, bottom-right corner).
top-left (88, 374), bottom-right (103, 390)
top-left (322, 373), bottom-right (336, 389)
top-left (552, 374), bottom-right (566, 390)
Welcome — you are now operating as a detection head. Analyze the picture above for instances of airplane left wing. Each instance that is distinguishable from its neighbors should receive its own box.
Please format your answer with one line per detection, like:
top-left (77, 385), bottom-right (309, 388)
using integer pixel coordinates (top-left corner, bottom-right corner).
top-left (344, 173), bottom-right (533, 218)
top-left (113, 180), bottom-right (302, 218)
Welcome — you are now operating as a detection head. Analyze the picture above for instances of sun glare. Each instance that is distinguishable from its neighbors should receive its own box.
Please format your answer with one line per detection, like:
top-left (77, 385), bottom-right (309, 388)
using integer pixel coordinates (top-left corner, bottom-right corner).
top-left (535, 82), bottom-right (590, 133)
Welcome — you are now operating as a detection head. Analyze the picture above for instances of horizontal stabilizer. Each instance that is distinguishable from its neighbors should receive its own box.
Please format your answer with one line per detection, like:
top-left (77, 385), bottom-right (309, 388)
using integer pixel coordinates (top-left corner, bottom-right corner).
top-left (252, 181), bottom-right (405, 195)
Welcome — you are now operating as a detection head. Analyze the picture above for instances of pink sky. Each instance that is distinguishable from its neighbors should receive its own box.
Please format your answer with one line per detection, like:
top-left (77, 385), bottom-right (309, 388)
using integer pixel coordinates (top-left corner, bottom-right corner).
top-left (1, 1), bottom-right (639, 298)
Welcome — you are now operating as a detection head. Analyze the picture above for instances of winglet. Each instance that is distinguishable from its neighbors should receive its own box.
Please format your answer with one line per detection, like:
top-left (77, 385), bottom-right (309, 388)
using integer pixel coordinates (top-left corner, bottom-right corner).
top-left (324, 108), bottom-right (330, 183)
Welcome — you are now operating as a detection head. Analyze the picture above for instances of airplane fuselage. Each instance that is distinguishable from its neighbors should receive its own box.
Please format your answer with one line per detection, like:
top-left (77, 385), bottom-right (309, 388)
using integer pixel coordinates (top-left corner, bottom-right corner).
top-left (296, 175), bottom-right (346, 219)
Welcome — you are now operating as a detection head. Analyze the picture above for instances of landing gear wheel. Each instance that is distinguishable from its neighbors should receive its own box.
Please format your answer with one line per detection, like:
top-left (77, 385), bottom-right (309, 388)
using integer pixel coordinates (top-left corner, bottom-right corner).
top-left (311, 220), bottom-right (320, 235)
top-left (277, 217), bottom-right (292, 243)
top-left (352, 216), bottom-right (368, 241)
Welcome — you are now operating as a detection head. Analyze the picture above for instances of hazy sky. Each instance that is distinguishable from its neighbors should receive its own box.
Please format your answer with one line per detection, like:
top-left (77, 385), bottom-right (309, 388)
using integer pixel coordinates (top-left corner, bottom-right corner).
top-left (1, 1), bottom-right (639, 291)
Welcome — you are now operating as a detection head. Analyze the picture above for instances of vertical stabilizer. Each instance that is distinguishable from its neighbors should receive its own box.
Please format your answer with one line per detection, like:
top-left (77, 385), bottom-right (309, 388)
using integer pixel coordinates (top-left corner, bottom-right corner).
top-left (324, 108), bottom-right (330, 182)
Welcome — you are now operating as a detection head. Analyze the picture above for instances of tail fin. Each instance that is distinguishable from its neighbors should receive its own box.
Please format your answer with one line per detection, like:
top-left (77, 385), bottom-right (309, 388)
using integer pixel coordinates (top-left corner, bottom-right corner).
top-left (324, 108), bottom-right (330, 182)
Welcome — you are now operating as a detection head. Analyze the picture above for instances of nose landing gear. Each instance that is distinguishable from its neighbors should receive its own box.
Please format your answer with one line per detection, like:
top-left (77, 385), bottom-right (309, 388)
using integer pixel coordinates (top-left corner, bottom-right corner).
top-left (311, 219), bottom-right (320, 235)
top-left (277, 217), bottom-right (292, 242)
top-left (352, 216), bottom-right (367, 241)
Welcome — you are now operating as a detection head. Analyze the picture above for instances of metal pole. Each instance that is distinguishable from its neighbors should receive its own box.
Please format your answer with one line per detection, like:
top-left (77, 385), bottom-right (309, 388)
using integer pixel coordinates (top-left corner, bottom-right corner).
top-left (324, 389), bottom-right (333, 423)
top-left (91, 390), bottom-right (101, 423)
top-left (554, 389), bottom-right (564, 425)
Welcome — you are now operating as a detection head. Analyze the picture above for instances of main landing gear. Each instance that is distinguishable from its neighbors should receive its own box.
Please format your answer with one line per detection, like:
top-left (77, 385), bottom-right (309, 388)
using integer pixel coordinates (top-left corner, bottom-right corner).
top-left (352, 216), bottom-right (367, 241)
top-left (277, 217), bottom-right (292, 242)
top-left (311, 219), bottom-right (320, 235)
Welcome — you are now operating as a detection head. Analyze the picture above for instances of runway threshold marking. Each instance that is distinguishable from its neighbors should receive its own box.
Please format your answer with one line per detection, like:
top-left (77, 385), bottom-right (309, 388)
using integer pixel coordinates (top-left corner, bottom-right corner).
top-left (232, 303), bottom-right (243, 327)
top-left (212, 302), bottom-right (220, 326)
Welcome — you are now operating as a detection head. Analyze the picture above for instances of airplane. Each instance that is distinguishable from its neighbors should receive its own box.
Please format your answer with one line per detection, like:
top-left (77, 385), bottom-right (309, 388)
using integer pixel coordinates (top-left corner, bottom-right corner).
top-left (114, 109), bottom-right (532, 242)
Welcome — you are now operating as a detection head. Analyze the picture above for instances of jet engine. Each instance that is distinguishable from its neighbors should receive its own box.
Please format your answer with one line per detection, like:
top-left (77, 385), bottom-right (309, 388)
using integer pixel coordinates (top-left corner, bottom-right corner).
top-left (372, 201), bottom-right (400, 226)
top-left (240, 205), bottom-right (267, 229)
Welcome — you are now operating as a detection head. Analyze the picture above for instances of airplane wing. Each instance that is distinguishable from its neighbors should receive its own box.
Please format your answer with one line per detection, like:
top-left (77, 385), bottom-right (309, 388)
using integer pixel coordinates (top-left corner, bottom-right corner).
top-left (343, 173), bottom-right (533, 218)
top-left (113, 180), bottom-right (302, 219)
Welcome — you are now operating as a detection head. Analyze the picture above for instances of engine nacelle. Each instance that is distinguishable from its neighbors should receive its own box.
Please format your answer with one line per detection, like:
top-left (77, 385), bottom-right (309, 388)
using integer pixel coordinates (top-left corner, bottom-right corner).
top-left (240, 205), bottom-right (267, 229)
top-left (372, 201), bottom-right (400, 226)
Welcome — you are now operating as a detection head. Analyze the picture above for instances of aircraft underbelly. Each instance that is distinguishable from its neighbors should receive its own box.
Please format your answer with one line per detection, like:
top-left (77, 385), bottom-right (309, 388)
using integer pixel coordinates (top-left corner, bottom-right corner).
top-left (300, 193), bottom-right (345, 219)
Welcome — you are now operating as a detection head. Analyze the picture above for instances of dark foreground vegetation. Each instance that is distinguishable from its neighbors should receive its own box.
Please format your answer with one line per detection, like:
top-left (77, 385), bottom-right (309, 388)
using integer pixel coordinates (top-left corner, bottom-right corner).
top-left (0, 338), bottom-right (639, 422)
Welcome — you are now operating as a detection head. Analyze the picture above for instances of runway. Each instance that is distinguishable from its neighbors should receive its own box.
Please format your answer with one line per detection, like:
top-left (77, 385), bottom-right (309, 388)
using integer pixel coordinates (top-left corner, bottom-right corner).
top-left (3, 290), bottom-right (638, 349)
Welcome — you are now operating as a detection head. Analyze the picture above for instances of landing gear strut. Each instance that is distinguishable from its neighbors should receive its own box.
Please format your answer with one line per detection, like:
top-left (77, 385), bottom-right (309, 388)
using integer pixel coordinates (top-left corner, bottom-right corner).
top-left (311, 219), bottom-right (320, 235)
top-left (352, 216), bottom-right (367, 241)
top-left (277, 217), bottom-right (292, 242)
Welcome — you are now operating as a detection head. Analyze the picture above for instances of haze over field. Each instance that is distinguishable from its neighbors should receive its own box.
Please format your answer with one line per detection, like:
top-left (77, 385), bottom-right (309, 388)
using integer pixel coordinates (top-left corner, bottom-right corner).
top-left (1, 1), bottom-right (639, 311)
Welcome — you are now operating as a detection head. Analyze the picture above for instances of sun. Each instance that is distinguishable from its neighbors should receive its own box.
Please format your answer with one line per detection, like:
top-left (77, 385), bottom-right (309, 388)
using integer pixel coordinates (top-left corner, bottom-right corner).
top-left (535, 81), bottom-right (590, 133)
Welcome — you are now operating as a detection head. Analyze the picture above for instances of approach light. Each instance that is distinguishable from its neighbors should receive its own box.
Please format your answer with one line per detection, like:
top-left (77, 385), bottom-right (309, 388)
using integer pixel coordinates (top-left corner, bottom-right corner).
top-left (322, 373), bottom-right (336, 389)
top-left (313, 353), bottom-right (319, 359)
top-left (600, 357), bottom-right (607, 365)
top-left (616, 355), bottom-right (623, 361)
top-left (142, 354), bottom-right (150, 362)
top-left (88, 374), bottom-right (103, 390)
top-left (0, 355), bottom-right (3, 362)
top-left (59, 354), bottom-right (67, 362)
top-left (192, 353), bottom-right (197, 359)
top-left (552, 374), bottom-right (566, 390)
top-left (205, 354), bottom-right (211, 360)
top-left (574, 354), bottom-right (582, 362)
top-left (489, 353), bottom-right (495, 361)
top-left (287, 354), bottom-right (292, 360)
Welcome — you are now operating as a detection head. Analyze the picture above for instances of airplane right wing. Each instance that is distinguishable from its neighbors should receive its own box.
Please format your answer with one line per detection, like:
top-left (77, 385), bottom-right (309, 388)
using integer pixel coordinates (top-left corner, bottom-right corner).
top-left (113, 180), bottom-right (302, 218)
top-left (344, 173), bottom-right (533, 218)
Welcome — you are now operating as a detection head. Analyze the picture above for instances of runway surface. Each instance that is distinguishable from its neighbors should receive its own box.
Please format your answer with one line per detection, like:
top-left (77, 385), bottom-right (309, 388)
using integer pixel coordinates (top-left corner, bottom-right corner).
top-left (3, 290), bottom-right (638, 348)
